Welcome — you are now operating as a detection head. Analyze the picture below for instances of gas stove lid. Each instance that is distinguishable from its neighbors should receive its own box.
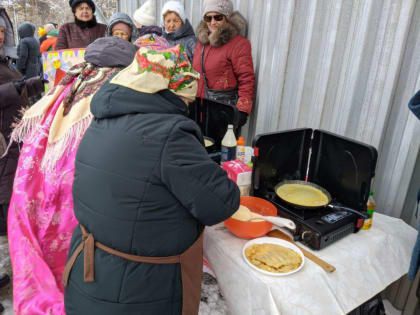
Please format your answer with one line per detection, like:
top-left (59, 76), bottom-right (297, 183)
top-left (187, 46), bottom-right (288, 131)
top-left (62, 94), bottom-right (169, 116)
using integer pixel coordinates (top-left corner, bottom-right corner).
top-left (308, 130), bottom-right (377, 211)
top-left (252, 128), bottom-right (312, 197)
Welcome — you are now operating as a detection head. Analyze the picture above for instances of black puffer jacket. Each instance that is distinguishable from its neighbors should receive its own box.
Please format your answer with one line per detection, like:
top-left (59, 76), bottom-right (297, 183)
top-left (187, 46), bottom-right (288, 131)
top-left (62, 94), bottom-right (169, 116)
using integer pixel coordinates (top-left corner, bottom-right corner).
top-left (16, 22), bottom-right (41, 79)
top-left (64, 80), bottom-right (239, 315)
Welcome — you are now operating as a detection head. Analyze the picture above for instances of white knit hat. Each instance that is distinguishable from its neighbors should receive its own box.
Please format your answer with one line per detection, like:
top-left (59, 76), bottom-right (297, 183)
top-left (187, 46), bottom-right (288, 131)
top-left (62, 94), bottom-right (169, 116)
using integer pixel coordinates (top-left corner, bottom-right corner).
top-left (133, 0), bottom-right (156, 26)
top-left (161, 1), bottom-right (186, 26)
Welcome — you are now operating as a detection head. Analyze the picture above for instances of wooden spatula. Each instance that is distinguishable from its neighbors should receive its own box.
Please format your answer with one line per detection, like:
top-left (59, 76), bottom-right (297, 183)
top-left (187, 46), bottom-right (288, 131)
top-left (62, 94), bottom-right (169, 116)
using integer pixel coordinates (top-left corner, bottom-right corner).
top-left (267, 229), bottom-right (336, 273)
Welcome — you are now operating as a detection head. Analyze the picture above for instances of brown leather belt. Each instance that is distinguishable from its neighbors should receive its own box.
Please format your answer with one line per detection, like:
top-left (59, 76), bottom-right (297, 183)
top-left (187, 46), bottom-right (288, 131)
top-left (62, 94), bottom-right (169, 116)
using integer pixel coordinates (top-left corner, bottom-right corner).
top-left (63, 225), bottom-right (204, 315)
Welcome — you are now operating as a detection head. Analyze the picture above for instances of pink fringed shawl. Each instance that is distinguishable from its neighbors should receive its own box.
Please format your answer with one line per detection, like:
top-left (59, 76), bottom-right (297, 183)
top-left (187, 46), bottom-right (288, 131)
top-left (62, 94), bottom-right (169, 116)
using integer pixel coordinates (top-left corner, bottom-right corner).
top-left (8, 64), bottom-right (120, 315)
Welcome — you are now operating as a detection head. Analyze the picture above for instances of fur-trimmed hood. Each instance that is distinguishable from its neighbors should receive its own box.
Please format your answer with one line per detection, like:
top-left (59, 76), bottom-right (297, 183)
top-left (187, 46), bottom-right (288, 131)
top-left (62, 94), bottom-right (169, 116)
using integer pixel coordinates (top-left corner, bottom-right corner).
top-left (196, 11), bottom-right (246, 47)
top-left (106, 12), bottom-right (137, 42)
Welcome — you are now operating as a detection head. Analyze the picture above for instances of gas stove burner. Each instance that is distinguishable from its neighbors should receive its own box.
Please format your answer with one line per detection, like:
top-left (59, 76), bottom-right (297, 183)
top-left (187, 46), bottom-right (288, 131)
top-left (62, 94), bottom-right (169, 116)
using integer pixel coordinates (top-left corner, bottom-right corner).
top-left (274, 203), bottom-right (360, 250)
top-left (263, 189), bottom-right (360, 249)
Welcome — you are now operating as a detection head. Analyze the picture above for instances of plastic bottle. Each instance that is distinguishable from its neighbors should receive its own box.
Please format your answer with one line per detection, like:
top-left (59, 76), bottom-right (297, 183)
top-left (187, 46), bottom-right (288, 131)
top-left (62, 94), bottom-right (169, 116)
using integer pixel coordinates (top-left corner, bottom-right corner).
top-left (221, 124), bottom-right (237, 164)
top-left (362, 191), bottom-right (376, 230)
top-left (236, 136), bottom-right (245, 162)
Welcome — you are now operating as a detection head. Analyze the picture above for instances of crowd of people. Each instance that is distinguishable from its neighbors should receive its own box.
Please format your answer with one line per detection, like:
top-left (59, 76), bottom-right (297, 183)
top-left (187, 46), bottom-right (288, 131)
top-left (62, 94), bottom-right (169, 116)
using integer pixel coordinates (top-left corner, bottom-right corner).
top-left (0, 0), bottom-right (255, 314)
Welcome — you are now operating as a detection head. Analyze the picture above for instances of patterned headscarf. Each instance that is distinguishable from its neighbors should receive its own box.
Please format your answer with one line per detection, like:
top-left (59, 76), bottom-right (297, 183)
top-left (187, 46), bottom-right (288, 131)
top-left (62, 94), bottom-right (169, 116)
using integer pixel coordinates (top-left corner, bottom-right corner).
top-left (134, 33), bottom-right (170, 50)
top-left (110, 44), bottom-right (199, 101)
top-left (62, 63), bottom-right (119, 116)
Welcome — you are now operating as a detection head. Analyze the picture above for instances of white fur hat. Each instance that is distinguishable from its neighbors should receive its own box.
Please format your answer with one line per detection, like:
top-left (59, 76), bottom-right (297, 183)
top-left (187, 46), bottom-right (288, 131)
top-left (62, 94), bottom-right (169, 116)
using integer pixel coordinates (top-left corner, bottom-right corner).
top-left (133, 0), bottom-right (156, 26)
top-left (161, 1), bottom-right (186, 26)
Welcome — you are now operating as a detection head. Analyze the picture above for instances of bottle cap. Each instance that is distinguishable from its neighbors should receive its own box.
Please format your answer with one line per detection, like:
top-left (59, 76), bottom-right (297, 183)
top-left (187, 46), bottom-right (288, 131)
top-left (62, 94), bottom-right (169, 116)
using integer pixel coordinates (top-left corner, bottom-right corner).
top-left (228, 124), bottom-right (233, 128)
top-left (237, 136), bottom-right (245, 145)
top-left (369, 191), bottom-right (374, 196)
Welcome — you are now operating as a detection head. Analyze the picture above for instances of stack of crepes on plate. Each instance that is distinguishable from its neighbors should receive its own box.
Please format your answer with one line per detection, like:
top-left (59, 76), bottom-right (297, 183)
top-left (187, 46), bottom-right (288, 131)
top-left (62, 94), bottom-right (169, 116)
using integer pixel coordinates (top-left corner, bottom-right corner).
top-left (245, 243), bottom-right (302, 273)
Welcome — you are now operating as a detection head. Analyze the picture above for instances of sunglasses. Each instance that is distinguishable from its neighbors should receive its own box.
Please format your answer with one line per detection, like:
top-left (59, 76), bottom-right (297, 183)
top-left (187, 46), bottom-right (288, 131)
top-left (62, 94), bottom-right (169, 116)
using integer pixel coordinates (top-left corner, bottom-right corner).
top-left (204, 14), bottom-right (224, 22)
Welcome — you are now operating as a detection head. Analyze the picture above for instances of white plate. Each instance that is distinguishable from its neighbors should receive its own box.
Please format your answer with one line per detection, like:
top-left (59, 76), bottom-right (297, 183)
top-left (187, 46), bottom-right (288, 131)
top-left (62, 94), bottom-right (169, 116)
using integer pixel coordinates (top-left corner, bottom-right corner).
top-left (242, 237), bottom-right (305, 276)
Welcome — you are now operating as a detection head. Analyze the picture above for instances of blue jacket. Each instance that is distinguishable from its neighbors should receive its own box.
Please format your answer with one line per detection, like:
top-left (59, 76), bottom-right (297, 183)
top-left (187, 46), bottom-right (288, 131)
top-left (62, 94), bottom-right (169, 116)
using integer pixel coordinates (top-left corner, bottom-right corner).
top-left (408, 89), bottom-right (420, 120)
top-left (408, 90), bottom-right (420, 280)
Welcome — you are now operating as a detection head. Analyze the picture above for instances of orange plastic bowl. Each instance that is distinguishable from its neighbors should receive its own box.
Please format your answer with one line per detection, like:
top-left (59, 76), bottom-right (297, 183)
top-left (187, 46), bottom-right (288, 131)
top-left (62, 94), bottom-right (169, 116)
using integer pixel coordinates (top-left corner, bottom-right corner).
top-left (224, 196), bottom-right (278, 239)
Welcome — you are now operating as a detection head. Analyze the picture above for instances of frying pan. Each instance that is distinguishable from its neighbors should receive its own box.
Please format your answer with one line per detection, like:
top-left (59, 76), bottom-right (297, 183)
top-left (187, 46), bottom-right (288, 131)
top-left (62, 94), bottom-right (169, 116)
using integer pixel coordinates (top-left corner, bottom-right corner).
top-left (274, 180), bottom-right (369, 219)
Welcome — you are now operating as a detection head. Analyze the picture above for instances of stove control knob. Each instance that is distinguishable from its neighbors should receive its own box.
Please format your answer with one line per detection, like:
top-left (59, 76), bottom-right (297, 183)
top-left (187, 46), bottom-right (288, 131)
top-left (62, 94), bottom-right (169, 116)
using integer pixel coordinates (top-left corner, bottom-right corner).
top-left (302, 231), bottom-right (314, 242)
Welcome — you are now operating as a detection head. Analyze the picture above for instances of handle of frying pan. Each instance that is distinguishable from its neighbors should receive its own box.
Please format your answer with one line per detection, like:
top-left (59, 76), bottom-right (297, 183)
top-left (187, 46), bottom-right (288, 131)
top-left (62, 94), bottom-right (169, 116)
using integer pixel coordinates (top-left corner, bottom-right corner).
top-left (327, 204), bottom-right (369, 219)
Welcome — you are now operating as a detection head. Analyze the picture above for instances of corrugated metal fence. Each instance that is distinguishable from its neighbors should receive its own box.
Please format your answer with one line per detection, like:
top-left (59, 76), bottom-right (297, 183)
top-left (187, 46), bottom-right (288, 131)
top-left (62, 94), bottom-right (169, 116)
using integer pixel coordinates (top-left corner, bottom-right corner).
top-left (119, 0), bottom-right (420, 225)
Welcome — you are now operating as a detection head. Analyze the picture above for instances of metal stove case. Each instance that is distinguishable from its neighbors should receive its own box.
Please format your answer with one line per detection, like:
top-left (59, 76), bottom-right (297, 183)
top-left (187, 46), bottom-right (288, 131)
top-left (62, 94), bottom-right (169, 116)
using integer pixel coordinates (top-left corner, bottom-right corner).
top-left (251, 129), bottom-right (378, 250)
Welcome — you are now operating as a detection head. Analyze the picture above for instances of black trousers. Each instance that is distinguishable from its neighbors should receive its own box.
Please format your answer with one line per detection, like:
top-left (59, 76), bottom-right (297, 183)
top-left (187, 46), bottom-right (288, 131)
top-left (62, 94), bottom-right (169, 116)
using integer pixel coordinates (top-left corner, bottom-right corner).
top-left (0, 204), bottom-right (8, 236)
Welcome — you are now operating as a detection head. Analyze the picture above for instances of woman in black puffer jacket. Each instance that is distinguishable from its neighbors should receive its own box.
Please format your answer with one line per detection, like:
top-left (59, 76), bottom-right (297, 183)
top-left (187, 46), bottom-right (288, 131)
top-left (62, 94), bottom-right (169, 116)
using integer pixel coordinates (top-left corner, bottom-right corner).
top-left (64, 44), bottom-right (239, 315)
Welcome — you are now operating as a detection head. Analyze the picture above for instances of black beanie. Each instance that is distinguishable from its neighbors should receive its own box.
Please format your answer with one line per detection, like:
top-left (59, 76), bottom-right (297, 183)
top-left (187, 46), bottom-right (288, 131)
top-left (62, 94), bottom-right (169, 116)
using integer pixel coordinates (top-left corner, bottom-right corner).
top-left (69, 0), bottom-right (95, 13)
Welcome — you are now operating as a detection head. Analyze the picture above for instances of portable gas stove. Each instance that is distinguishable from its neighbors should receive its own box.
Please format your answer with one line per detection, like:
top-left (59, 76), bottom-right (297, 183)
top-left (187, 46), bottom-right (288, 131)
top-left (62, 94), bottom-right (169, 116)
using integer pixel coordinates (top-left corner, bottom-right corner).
top-left (251, 129), bottom-right (378, 250)
top-left (265, 192), bottom-right (363, 249)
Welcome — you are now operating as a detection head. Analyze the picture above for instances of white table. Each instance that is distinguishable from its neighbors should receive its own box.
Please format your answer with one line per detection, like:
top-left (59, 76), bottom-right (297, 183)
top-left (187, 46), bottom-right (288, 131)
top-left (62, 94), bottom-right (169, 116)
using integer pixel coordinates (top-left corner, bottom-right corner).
top-left (204, 213), bottom-right (417, 315)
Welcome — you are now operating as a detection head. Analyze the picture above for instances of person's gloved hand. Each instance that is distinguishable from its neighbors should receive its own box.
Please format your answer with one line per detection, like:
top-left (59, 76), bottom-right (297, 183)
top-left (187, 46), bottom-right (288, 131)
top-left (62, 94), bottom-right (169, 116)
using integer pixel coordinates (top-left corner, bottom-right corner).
top-left (238, 111), bottom-right (248, 127)
top-left (24, 76), bottom-right (44, 97)
top-left (13, 79), bottom-right (25, 95)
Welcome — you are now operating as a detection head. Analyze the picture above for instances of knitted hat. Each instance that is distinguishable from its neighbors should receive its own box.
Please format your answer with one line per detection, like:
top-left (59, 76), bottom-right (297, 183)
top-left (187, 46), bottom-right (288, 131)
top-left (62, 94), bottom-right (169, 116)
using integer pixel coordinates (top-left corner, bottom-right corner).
top-left (134, 33), bottom-right (170, 50)
top-left (44, 23), bottom-right (55, 33)
top-left (110, 45), bottom-right (199, 101)
top-left (69, 0), bottom-right (95, 13)
top-left (202, 0), bottom-right (233, 18)
top-left (85, 36), bottom-right (137, 68)
top-left (133, 0), bottom-right (156, 27)
top-left (161, 1), bottom-right (186, 25)
top-left (111, 22), bottom-right (132, 36)
top-left (0, 16), bottom-right (6, 29)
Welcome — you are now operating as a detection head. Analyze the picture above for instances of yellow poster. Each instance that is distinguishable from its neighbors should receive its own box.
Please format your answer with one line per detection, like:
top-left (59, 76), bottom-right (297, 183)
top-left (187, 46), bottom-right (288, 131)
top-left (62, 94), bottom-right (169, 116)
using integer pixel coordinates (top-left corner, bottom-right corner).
top-left (42, 48), bottom-right (85, 91)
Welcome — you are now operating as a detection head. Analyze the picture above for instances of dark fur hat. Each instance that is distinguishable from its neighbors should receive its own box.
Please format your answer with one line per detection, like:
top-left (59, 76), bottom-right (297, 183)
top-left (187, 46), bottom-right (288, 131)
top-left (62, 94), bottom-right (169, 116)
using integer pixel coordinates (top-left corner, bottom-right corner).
top-left (69, 0), bottom-right (95, 13)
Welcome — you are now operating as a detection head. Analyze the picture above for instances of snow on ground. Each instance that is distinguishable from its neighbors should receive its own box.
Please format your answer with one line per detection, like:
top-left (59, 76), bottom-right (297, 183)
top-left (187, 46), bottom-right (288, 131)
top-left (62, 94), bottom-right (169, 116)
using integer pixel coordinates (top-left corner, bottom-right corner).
top-left (0, 235), bottom-right (14, 315)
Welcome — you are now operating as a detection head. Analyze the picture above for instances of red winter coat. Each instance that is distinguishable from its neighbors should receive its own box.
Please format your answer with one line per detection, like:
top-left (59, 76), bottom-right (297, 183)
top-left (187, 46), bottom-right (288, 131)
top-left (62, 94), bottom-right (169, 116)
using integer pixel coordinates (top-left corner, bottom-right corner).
top-left (193, 12), bottom-right (255, 115)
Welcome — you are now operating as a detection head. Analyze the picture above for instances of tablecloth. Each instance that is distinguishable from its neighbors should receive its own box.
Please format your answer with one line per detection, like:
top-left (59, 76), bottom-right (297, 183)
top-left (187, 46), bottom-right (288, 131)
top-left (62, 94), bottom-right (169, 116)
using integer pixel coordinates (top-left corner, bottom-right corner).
top-left (203, 213), bottom-right (417, 315)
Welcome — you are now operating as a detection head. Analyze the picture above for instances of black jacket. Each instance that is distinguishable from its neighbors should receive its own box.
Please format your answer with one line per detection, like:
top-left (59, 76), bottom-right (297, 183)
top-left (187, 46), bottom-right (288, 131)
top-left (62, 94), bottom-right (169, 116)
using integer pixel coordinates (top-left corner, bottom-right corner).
top-left (64, 80), bottom-right (239, 315)
top-left (0, 9), bottom-right (43, 204)
top-left (17, 22), bottom-right (42, 79)
top-left (0, 56), bottom-right (25, 205)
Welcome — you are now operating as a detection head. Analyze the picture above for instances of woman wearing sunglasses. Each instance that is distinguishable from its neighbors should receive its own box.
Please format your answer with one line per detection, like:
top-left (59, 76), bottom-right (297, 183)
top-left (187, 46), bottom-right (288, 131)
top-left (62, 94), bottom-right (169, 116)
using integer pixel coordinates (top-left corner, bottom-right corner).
top-left (193, 0), bottom-right (255, 128)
